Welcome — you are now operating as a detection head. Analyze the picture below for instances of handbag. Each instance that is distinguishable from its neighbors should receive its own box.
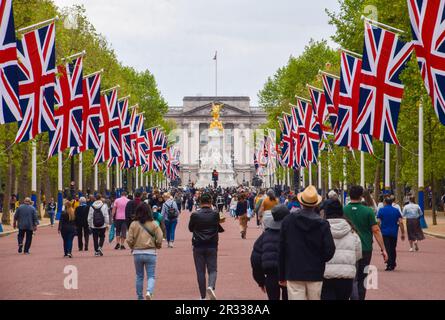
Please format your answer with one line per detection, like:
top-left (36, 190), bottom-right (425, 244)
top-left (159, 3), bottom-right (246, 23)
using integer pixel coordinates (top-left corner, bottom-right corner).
top-left (219, 211), bottom-right (226, 223)
top-left (108, 223), bottom-right (115, 243)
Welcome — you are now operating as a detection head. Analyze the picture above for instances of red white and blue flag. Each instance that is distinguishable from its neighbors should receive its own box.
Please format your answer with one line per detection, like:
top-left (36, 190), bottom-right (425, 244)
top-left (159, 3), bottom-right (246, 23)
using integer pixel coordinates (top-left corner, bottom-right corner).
top-left (290, 105), bottom-right (303, 168)
top-left (79, 72), bottom-right (101, 153)
top-left (295, 98), bottom-right (321, 166)
top-left (321, 72), bottom-right (340, 132)
top-left (94, 89), bottom-right (121, 164)
top-left (0, 0), bottom-right (21, 124)
top-left (335, 52), bottom-right (373, 154)
top-left (142, 127), bottom-right (164, 173)
top-left (49, 56), bottom-right (84, 157)
top-left (166, 147), bottom-right (180, 180)
top-left (280, 113), bottom-right (294, 168)
top-left (15, 23), bottom-right (56, 143)
top-left (308, 86), bottom-right (329, 149)
top-left (117, 99), bottom-right (134, 168)
top-left (131, 113), bottom-right (147, 167)
top-left (355, 22), bottom-right (413, 145)
top-left (407, 0), bottom-right (445, 125)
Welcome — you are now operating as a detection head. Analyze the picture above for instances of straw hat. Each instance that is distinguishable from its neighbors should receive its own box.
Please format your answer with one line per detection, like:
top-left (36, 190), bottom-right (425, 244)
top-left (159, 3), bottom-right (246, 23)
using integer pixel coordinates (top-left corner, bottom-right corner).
top-left (297, 185), bottom-right (322, 207)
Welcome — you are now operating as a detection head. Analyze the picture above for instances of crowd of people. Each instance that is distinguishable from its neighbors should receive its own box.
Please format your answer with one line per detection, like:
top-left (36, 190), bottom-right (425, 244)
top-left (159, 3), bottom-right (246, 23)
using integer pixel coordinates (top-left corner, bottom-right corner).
top-left (9, 182), bottom-right (426, 300)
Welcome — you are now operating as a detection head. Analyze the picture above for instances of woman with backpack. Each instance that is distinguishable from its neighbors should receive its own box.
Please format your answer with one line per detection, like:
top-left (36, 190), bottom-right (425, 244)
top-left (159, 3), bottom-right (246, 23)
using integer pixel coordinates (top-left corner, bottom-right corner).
top-left (58, 201), bottom-right (77, 258)
top-left (235, 193), bottom-right (249, 239)
top-left (161, 192), bottom-right (180, 248)
top-left (127, 203), bottom-right (163, 300)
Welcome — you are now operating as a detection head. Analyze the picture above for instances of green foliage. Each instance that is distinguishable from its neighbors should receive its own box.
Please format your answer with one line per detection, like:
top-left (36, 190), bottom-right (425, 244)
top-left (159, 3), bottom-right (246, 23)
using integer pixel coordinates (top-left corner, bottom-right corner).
top-left (0, 1), bottom-right (168, 198)
top-left (259, 0), bottom-right (445, 190)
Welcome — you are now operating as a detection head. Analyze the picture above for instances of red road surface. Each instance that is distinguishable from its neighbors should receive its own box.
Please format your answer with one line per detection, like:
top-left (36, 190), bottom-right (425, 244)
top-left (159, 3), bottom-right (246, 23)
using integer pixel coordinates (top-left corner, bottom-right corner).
top-left (1, 211), bottom-right (445, 300)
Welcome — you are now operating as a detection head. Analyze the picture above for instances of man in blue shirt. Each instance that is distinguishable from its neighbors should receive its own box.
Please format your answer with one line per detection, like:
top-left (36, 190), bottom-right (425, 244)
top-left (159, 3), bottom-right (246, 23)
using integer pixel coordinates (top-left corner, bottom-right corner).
top-left (377, 196), bottom-right (406, 271)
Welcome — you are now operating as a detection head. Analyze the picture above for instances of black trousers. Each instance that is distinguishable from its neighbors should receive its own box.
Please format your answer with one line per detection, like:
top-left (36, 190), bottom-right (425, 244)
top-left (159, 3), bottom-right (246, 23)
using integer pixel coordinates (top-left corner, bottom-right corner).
top-left (17, 229), bottom-right (33, 253)
top-left (193, 247), bottom-right (218, 299)
top-left (383, 236), bottom-right (398, 269)
top-left (77, 225), bottom-right (90, 250)
top-left (92, 228), bottom-right (105, 252)
top-left (321, 279), bottom-right (353, 300)
top-left (351, 251), bottom-right (373, 300)
top-left (265, 273), bottom-right (288, 300)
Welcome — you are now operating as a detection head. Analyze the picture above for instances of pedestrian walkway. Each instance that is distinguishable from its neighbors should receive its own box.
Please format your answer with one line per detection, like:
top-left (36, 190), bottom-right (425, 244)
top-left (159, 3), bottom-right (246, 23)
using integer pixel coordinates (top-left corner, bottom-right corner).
top-left (1, 210), bottom-right (445, 300)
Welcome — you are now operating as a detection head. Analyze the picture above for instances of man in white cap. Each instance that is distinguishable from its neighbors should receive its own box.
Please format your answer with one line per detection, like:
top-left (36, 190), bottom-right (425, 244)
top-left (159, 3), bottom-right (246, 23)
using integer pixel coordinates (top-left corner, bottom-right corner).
top-left (278, 186), bottom-right (335, 300)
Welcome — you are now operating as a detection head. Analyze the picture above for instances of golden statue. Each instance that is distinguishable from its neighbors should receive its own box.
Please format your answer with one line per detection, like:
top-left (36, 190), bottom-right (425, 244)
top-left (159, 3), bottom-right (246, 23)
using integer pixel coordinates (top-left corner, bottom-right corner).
top-left (210, 103), bottom-right (224, 131)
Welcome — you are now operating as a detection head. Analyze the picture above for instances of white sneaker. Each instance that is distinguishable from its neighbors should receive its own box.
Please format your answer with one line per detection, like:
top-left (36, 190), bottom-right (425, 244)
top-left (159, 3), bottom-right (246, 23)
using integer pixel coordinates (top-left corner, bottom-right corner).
top-left (206, 287), bottom-right (216, 300)
top-left (145, 292), bottom-right (152, 300)
top-left (409, 248), bottom-right (414, 252)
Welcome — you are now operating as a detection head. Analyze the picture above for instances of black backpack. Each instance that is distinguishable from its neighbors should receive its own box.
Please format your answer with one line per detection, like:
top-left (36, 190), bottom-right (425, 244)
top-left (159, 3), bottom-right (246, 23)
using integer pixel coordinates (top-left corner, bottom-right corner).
top-left (93, 206), bottom-right (105, 228)
top-left (166, 203), bottom-right (178, 220)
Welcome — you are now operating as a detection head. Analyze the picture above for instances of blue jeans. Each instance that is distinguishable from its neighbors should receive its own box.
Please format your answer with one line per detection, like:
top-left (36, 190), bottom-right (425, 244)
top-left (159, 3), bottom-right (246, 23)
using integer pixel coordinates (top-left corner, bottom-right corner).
top-left (61, 231), bottom-right (75, 255)
top-left (134, 254), bottom-right (157, 300)
top-left (165, 219), bottom-right (178, 242)
top-left (48, 211), bottom-right (55, 225)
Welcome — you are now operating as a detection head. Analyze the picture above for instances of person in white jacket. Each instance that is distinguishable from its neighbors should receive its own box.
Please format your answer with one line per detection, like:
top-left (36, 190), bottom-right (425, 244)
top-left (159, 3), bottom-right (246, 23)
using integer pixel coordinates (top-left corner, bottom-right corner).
top-left (88, 194), bottom-right (110, 257)
top-left (322, 200), bottom-right (362, 300)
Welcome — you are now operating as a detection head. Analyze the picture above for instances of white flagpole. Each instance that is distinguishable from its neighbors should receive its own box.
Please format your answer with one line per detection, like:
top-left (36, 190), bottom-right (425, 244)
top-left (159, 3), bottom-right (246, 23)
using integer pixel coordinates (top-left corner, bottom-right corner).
top-left (140, 167), bottom-right (143, 190)
top-left (318, 160), bottom-right (322, 191)
top-left (94, 163), bottom-right (98, 192)
top-left (328, 160), bottom-right (332, 191)
top-left (385, 143), bottom-right (390, 192)
top-left (150, 173), bottom-right (153, 189)
top-left (286, 168), bottom-right (290, 189)
top-left (418, 101), bottom-right (426, 227)
top-left (116, 165), bottom-right (120, 193)
top-left (308, 164), bottom-right (312, 186)
top-left (56, 152), bottom-right (63, 220)
top-left (343, 150), bottom-right (347, 204)
top-left (360, 151), bottom-right (365, 188)
top-left (78, 153), bottom-right (83, 194)
top-left (301, 167), bottom-right (305, 188)
top-left (31, 141), bottom-right (37, 209)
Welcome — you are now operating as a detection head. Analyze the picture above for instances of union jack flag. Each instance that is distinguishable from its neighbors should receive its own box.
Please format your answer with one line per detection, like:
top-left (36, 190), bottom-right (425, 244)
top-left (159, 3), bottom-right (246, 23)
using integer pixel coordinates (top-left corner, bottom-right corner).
top-left (408, 0), bottom-right (445, 125)
top-left (94, 89), bottom-right (121, 164)
top-left (308, 86), bottom-right (329, 149)
top-left (266, 128), bottom-right (277, 171)
top-left (131, 113), bottom-right (147, 167)
top-left (118, 100), bottom-right (135, 168)
top-left (15, 23), bottom-right (56, 143)
top-left (321, 72), bottom-right (340, 132)
top-left (290, 105), bottom-right (303, 168)
top-left (79, 73), bottom-right (101, 152)
top-left (49, 56), bottom-right (84, 157)
top-left (295, 98), bottom-right (321, 166)
top-left (142, 127), bottom-right (164, 173)
top-left (0, 0), bottom-right (20, 124)
top-left (355, 22), bottom-right (413, 145)
top-left (335, 52), bottom-right (373, 154)
top-left (165, 147), bottom-right (180, 180)
top-left (280, 113), bottom-right (294, 168)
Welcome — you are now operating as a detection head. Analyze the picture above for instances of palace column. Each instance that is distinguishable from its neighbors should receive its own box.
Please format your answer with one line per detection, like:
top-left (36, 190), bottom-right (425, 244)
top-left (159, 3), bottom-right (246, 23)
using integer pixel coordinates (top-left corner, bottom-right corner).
top-left (190, 121), bottom-right (200, 182)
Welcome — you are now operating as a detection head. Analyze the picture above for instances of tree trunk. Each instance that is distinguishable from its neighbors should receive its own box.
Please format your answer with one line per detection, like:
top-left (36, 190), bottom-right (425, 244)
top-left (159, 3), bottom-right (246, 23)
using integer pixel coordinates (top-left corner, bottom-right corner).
top-left (395, 145), bottom-right (403, 205)
top-left (2, 149), bottom-right (12, 225)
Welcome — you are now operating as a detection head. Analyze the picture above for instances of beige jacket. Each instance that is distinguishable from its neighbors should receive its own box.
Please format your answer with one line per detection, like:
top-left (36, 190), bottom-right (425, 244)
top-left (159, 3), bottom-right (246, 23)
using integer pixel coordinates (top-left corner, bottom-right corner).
top-left (127, 220), bottom-right (163, 250)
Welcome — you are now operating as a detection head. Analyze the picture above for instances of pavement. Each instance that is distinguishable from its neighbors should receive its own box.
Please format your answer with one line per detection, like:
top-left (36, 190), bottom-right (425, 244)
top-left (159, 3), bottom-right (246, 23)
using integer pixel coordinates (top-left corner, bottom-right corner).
top-left (1, 210), bottom-right (445, 300)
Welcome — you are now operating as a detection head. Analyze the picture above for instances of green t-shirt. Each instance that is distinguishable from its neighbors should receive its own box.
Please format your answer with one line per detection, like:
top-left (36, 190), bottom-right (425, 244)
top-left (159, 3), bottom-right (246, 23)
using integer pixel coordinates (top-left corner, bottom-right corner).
top-left (343, 202), bottom-right (377, 252)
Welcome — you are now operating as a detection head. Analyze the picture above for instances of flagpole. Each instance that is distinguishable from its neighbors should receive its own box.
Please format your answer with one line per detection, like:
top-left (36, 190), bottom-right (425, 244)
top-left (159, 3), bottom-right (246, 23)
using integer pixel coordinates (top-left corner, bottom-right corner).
top-left (308, 164), bottom-right (312, 186)
top-left (418, 100), bottom-right (427, 228)
top-left (116, 165), bottom-right (120, 197)
top-left (343, 149), bottom-right (347, 205)
top-left (360, 151), bottom-right (365, 188)
top-left (94, 163), bottom-right (98, 193)
top-left (79, 152), bottom-right (83, 195)
top-left (17, 16), bottom-right (59, 34)
top-left (328, 159), bottom-right (332, 191)
top-left (385, 143), bottom-right (390, 193)
top-left (140, 166), bottom-right (143, 191)
top-left (56, 152), bottom-right (63, 220)
top-left (214, 51), bottom-right (218, 97)
top-left (31, 141), bottom-right (37, 209)
top-left (301, 167), bottom-right (305, 188)
top-left (318, 160), bottom-right (322, 192)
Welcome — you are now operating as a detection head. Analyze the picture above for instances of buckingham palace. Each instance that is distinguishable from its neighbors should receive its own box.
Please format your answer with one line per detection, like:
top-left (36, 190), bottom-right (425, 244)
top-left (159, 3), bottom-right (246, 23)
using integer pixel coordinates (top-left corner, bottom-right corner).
top-left (165, 96), bottom-right (267, 187)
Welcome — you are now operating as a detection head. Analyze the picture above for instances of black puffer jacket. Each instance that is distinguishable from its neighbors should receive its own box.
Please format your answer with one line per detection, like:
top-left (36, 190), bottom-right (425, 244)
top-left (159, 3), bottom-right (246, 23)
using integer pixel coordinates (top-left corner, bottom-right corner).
top-left (250, 228), bottom-right (280, 287)
top-left (188, 207), bottom-right (220, 248)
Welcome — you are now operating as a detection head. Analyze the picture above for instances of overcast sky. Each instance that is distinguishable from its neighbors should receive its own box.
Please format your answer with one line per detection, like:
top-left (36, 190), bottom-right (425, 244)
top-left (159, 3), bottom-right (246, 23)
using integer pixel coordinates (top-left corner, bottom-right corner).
top-left (54, 0), bottom-right (340, 106)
